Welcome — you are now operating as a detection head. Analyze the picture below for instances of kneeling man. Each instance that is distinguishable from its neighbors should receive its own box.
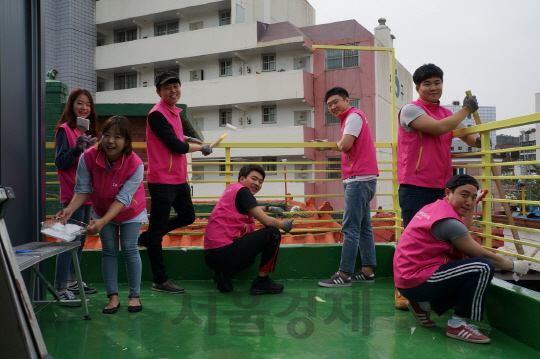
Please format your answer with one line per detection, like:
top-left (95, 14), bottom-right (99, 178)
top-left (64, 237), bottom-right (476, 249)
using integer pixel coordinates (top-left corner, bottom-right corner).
top-left (204, 164), bottom-right (293, 295)
top-left (394, 174), bottom-right (529, 344)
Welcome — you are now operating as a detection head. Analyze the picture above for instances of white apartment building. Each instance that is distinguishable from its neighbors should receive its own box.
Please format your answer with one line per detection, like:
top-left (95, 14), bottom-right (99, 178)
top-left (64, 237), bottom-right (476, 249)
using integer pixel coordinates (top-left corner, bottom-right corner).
top-left (94, 0), bottom-right (414, 207)
top-left (443, 101), bottom-right (497, 153)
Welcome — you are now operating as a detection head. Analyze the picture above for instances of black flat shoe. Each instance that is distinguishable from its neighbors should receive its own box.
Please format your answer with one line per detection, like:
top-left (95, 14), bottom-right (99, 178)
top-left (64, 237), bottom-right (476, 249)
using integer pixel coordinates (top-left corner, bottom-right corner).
top-left (128, 301), bottom-right (143, 313)
top-left (102, 302), bottom-right (120, 314)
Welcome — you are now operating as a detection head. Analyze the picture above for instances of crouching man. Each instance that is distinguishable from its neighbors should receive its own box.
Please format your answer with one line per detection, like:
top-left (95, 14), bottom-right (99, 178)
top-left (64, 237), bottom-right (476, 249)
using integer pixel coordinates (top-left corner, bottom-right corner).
top-left (394, 174), bottom-right (529, 344)
top-left (204, 164), bottom-right (294, 295)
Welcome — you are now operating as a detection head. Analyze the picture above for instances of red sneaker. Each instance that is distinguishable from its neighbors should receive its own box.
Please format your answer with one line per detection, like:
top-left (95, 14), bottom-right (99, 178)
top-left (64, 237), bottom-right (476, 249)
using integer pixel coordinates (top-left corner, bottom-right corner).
top-left (446, 322), bottom-right (491, 344)
top-left (406, 301), bottom-right (436, 327)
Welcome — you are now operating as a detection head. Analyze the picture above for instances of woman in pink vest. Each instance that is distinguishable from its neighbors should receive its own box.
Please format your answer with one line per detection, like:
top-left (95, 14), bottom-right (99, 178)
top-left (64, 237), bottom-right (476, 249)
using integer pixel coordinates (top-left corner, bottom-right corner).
top-left (394, 174), bottom-right (529, 344)
top-left (57, 116), bottom-right (148, 314)
top-left (53, 88), bottom-right (99, 300)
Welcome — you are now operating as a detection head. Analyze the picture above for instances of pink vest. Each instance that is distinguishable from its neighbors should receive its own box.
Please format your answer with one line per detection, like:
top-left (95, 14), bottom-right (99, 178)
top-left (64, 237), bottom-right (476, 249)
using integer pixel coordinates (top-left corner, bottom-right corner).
top-left (339, 107), bottom-right (379, 179)
top-left (394, 199), bottom-right (466, 289)
top-left (55, 122), bottom-right (92, 205)
top-left (146, 99), bottom-right (187, 184)
top-left (397, 99), bottom-right (454, 188)
top-left (204, 182), bottom-right (255, 250)
top-left (83, 146), bottom-right (146, 223)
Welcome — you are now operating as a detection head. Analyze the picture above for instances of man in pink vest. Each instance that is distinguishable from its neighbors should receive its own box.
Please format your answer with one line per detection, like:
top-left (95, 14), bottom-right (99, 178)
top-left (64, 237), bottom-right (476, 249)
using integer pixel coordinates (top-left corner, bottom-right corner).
top-left (138, 71), bottom-right (213, 294)
top-left (318, 87), bottom-right (379, 288)
top-left (395, 63), bottom-right (480, 309)
top-left (394, 174), bottom-right (529, 344)
top-left (204, 164), bottom-right (293, 295)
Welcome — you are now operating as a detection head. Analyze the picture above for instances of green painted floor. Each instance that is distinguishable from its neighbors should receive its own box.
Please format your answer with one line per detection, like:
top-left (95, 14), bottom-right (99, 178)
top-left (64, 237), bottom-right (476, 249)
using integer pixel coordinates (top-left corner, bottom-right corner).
top-left (36, 278), bottom-right (539, 359)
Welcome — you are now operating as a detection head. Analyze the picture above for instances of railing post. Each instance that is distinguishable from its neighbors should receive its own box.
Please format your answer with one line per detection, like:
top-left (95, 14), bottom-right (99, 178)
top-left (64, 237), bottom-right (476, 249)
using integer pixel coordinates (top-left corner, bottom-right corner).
top-left (390, 49), bottom-right (402, 240)
top-left (225, 147), bottom-right (231, 188)
top-left (481, 130), bottom-right (492, 248)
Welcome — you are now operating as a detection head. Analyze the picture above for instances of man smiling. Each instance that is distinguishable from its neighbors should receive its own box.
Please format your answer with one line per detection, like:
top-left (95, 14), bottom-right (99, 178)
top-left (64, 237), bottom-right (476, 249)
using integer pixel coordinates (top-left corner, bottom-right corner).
top-left (204, 164), bottom-right (293, 295)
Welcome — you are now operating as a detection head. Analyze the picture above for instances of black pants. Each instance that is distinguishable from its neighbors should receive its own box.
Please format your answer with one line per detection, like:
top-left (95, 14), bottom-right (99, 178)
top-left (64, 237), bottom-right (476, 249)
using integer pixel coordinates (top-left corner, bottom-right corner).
top-left (399, 184), bottom-right (445, 228)
top-left (205, 227), bottom-right (281, 276)
top-left (398, 258), bottom-right (495, 321)
top-left (146, 182), bottom-right (195, 284)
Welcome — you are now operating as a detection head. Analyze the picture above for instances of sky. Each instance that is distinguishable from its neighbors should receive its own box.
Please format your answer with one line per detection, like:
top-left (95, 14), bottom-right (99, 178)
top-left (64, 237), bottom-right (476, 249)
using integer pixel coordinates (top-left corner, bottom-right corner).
top-left (307, 0), bottom-right (540, 136)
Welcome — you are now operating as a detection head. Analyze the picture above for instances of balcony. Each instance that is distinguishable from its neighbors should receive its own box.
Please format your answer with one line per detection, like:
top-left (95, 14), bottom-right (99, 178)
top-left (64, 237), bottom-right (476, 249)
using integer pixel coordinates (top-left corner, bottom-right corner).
top-left (96, 70), bottom-right (314, 108)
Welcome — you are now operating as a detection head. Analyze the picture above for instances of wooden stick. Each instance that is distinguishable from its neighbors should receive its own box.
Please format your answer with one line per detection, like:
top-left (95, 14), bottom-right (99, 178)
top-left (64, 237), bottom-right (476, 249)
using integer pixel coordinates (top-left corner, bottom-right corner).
top-left (466, 90), bottom-right (524, 254)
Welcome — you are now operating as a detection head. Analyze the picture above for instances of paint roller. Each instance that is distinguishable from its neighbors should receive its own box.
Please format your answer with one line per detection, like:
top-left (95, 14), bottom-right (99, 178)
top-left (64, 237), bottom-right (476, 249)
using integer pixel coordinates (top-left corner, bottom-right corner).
top-left (210, 124), bottom-right (239, 148)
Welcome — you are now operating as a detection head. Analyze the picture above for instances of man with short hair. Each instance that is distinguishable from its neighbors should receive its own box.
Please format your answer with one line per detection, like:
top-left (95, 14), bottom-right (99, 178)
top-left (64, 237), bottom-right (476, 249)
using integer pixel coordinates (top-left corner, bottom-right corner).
top-left (139, 71), bottom-right (212, 294)
top-left (204, 164), bottom-right (294, 295)
top-left (395, 63), bottom-right (481, 309)
top-left (318, 87), bottom-right (379, 288)
top-left (394, 174), bottom-right (529, 344)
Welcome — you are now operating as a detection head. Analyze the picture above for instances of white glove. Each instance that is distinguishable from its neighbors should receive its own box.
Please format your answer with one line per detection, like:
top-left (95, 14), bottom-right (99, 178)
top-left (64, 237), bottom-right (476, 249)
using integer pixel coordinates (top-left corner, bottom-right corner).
top-left (511, 260), bottom-right (530, 275)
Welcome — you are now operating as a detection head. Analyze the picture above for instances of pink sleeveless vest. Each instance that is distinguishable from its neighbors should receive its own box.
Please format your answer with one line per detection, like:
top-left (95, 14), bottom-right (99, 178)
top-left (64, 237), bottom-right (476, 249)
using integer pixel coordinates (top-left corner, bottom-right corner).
top-left (55, 122), bottom-right (92, 205)
top-left (397, 99), bottom-right (454, 188)
top-left (204, 182), bottom-right (255, 250)
top-left (83, 146), bottom-right (146, 223)
top-left (146, 99), bottom-right (187, 184)
top-left (394, 199), bottom-right (466, 288)
top-left (339, 107), bottom-right (379, 179)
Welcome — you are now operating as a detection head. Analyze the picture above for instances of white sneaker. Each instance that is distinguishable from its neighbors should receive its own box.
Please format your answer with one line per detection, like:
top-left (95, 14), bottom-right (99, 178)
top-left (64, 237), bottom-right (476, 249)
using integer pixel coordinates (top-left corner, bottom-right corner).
top-left (58, 290), bottom-right (76, 301)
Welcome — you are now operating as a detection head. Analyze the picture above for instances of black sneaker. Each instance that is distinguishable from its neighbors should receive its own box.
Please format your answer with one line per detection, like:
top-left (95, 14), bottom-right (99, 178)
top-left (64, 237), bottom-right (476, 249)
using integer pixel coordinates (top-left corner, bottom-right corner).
top-left (250, 276), bottom-right (284, 295)
top-left (350, 270), bottom-right (375, 283)
top-left (68, 281), bottom-right (97, 294)
top-left (138, 231), bottom-right (148, 248)
top-left (212, 271), bottom-right (233, 292)
top-left (58, 290), bottom-right (77, 301)
top-left (152, 279), bottom-right (185, 294)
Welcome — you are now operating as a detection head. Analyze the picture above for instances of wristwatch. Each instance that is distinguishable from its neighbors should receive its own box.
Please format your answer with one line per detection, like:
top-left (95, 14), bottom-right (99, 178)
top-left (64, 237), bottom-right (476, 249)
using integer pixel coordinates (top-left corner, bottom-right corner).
top-left (265, 205), bottom-right (270, 212)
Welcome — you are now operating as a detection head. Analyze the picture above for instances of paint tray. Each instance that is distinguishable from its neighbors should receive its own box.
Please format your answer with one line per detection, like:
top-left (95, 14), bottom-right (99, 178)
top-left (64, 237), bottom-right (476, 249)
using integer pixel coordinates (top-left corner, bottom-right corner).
top-left (40, 218), bottom-right (88, 242)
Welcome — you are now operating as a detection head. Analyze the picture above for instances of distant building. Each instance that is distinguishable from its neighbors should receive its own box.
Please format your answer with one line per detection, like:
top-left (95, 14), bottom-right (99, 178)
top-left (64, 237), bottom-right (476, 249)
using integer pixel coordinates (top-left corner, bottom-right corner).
top-left (443, 101), bottom-right (497, 153)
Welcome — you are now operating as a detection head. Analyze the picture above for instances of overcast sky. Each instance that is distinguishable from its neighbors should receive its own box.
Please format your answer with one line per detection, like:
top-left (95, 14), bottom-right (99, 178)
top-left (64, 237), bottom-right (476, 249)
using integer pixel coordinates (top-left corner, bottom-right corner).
top-left (308, 0), bottom-right (540, 136)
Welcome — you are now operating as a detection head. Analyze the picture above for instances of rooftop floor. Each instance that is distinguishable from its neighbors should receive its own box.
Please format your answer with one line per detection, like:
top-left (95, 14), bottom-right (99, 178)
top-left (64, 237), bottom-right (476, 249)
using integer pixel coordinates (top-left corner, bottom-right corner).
top-left (36, 278), bottom-right (540, 359)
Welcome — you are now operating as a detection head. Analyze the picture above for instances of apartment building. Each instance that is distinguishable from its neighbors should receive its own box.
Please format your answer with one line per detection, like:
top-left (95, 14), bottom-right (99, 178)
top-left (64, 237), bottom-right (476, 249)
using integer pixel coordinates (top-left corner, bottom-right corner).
top-left (93, 0), bottom-right (413, 211)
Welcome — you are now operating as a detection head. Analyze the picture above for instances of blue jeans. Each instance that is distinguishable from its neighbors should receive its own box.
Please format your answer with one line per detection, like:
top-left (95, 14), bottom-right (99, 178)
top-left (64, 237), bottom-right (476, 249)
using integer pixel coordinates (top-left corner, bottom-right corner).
top-left (339, 179), bottom-right (377, 274)
top-left (54, 204), bottom-right (92, 289)
top-left (398, 185), bottom-right (445, 228)
top-left (100, 221), bottom-right (142, 298)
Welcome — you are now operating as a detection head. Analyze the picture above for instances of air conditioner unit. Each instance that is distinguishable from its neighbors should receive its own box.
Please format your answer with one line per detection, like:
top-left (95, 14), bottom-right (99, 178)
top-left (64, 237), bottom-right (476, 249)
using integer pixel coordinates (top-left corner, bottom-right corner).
top-left (190, 69), bottom-right (203, 82)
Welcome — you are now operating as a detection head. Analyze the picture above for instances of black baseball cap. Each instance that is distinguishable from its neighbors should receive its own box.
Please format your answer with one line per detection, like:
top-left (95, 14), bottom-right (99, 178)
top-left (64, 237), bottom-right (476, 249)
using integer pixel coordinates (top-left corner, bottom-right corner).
top-left (446, 174), bottom-right (479, 190)
top-left (155, 71), bottom-right (180, 87)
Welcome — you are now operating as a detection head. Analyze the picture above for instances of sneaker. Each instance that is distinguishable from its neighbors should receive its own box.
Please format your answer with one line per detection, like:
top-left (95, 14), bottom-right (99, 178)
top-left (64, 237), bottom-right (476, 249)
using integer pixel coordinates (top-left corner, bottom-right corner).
top-left (68, 281), bottom-right (97, 294)
top-left (394, 288), bottom-right (409, 311)
top-left (137, 231), bottom-right (148, 248)
top-left (406, 301), bottom-right (436, 327)
top-left (250, 276), bottom-right (284, 295)
top-left (446, 322), bottom-right (491, 344)
top-left (212, 271), bottom-right (233, 293)
top-left (58, 290), bottom-right (76, 301)
top-left (152, 279), bottom-right (185, 294)
top-left (350, 270), bottom-right (375, 283)
top-left (318, 272), bottom-right (351, 287)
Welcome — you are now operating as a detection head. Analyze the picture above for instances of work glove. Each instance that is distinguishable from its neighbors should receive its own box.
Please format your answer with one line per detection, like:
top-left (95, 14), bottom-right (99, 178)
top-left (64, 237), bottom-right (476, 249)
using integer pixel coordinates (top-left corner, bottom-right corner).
top-left (269, 207), bottom-right (284, 214)
top-left (201, 144), bottom-right (212, 156)
top-left (462, 95), bottom-right (479, 114)
top-left (511, 260), bottom-right (530, 275)
top-left (185, 137), bottom-right (203, 145)
top-left (282, 220), bottom-right (294, 233)
top-left (87, 135), bottom-right (98, 147)
top-left (75, 135), bottom-right (89, 152)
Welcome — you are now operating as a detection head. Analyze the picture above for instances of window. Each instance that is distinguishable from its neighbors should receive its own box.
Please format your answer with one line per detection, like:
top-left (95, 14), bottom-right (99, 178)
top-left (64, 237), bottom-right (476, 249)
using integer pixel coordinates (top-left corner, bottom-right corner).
top-left (114, 28), bottom-right (137, 43)
top-left (219, 110), bottom-right (232, 127)
top-left (325, 99), bottom-right (359, 125)
top-left (262, 157), bottom-right (277, 175)
top-left (325, 43), bottom-right (359, 70)
top-left (326, 156), bottom-right (342, 179)
top-left (189, 21), bottom-right (203, 31)
top-left (114, 72), bottom-right (137, 90)
top-left (262, 106), bottom-right (276, 124)
top-left (262, 54), bottom-right (276, 71)
top-left (451, 147), bottom-right (454, 151)
top-left (468, 147), bottom-right (472, 152)
top-left (191, 166), bottom-right (204, 181)
top-left (219, 160), bottom-right (233, 176)
top-left (155, 67), bottom-right (179, 79)
top-left (458, 147), bottom-right (463, 151)
top-left (219, 10), bottom-right (231, 26)
top-left (219, 59), bottom-right (232, 76)
top-left (295, 164), bottom-right (310, 180)
top-left (155, 20), bottom-right (179, 36)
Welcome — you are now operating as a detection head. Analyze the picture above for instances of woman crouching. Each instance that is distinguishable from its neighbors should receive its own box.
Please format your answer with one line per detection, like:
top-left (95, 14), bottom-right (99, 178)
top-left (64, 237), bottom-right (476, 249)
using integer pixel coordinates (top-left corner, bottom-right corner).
top-left (57, 116), bottom-right (147, 314)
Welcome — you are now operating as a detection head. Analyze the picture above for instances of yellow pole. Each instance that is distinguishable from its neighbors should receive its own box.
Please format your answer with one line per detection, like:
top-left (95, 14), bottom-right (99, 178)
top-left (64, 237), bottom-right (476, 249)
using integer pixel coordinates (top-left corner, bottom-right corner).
top-left (225, 147), bottom-right (231, 188)
top-left (522, 185), bottom-right (526, 215)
